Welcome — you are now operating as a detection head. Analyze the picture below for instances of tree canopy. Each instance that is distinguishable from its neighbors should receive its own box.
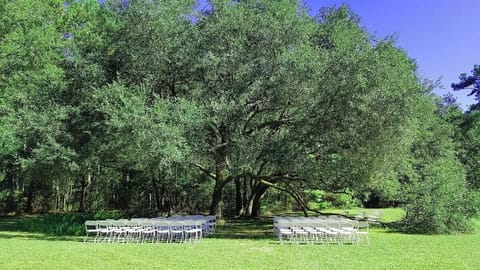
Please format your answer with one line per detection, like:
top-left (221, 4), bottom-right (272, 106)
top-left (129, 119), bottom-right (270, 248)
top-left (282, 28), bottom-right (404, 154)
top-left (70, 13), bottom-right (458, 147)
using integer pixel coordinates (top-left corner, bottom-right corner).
top-left (0, 0), bottom-right (478, 233)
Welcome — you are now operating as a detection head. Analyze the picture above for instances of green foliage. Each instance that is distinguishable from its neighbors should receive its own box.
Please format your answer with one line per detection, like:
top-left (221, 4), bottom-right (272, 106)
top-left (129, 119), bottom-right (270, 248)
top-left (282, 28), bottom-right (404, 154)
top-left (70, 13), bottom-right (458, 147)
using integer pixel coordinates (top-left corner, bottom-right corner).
top-left (400, 99), bottom-right (478, 233)
top-left (93, 82), bottom-right (194, 169)
top-left (402, 158), bottom-right (474, 233)
top-left (306, 190), bottom-right (331, 210)
top-left (457, 110), bottom-right (480, 189)
top-left (306, 190), bottom-right (359, 210)
top-left (15, 211), bottom-right (127, 236)
top-left (0, 0), bottom-right (66, 158)
top-left (0, 0), bottom-right (478, 234)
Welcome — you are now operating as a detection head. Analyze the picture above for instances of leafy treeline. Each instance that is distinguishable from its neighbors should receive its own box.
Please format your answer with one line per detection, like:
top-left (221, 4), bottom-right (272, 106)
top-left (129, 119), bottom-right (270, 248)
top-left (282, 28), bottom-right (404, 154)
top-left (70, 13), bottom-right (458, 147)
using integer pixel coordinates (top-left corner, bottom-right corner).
top-left (0, 0), bottom-right (478, 233)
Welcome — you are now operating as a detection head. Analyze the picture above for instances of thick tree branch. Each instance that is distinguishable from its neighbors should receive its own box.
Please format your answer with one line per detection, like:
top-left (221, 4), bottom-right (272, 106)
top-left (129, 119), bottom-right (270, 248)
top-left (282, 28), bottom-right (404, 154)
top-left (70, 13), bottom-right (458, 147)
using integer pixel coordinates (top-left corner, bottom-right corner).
top-left (190, 162), bottom-right (216, 179)
top-left (265, 180), bottom-right (307, 215)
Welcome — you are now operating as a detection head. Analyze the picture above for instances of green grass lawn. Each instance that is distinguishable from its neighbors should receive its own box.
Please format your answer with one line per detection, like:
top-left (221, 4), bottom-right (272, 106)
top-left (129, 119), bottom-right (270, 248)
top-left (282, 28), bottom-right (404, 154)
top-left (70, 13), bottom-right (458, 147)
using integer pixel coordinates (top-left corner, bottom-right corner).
top-left (0, 210), bottom-right (479, 270)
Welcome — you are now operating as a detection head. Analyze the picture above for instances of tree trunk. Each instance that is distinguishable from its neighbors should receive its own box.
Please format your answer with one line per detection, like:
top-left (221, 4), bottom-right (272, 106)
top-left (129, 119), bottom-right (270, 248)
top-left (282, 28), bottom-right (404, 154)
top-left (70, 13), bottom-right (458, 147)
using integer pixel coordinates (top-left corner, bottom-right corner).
top-left (78, 172), bottom-right (92, 212)
top-left (208, 134), bottom-right (229, 218)
top-left (242, 176), bottom-right (248, 213)
top-left (244, 181), bottom-right (268, 217)
top-left (209, 180), bottom-right (225, 218)
top-left (25, 186), bottom-right (34, 213)
top-left (234, 177), bottom-right (242, 215)
top-left (250, 184), bottom-right (268, 217)
top-left (4, 157), bottom-right (20, 213)
top-left (151, 175), bottom-right (161, 211)
top-left (78, 186), bottom-right (84, 212)
top-left (55, 185), bottom-right (60, 212)
top-left (118, 169), bottom-right (131, 211)
top-left (159, 184), bottom-right (168, 212)
top-left (64, 185), bottom-right (71, 212)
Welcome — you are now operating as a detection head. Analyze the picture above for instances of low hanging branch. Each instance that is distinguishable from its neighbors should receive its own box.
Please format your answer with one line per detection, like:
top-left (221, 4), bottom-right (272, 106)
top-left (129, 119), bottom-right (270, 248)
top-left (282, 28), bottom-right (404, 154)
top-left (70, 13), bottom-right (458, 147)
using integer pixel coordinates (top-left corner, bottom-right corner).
top-left (257, 178), bottom-right (325, 217)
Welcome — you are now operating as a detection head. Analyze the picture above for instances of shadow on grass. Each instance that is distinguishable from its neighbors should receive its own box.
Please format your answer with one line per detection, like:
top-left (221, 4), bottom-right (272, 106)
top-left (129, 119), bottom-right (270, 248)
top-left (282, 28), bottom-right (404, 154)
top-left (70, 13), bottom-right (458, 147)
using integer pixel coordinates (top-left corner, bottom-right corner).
top-left (0, 216), bottom-right (278, 242)
top-left (0, 217), bottom-right (83, 242)
top-left (211, 217), bottom-right (274, 240)
top-left (0, 231), bottom-right (82, 241)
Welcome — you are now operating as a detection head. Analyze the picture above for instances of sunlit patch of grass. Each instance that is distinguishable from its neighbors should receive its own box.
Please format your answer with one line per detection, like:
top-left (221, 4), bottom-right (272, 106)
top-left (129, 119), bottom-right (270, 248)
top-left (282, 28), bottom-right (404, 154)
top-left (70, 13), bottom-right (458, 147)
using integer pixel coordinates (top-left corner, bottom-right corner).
top-left (1, 228), bottom-right (479, 269)
top-left (321, 207), bottom-right (405, 223)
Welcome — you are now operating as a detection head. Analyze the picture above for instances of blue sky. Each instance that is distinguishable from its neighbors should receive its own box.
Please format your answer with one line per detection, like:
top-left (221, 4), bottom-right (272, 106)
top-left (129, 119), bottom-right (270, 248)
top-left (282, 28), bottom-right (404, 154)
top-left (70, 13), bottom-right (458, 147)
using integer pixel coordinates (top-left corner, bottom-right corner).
top-left (304, 0), bottom-right (479, 110)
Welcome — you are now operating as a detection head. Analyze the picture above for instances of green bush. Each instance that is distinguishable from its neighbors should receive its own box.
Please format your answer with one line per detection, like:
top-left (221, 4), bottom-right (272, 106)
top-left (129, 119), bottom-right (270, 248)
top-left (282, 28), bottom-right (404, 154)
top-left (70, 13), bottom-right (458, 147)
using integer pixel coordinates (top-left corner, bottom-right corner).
top-left (306, 190), bottom-right (358, 210)
top-left (0, 190), bottom-right (26, 214)
top-left (401, 158), bottom-right (478, 233)
top-left (16, 211), bottom-right (128, 236)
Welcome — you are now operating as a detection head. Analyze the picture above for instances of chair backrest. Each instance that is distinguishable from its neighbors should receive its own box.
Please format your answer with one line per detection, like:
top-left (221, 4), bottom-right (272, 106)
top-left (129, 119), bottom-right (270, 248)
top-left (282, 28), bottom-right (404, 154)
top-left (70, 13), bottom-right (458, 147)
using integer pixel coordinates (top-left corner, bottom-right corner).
top-left (350, 220), bottom-right (360, 228)
top-left (310, 220), bottom-right (325, 228)
top-left (314, 221), bottom-right (328, 229)
top-left (169, 221), bottom-right (184, 230)
top-left (299, 222), bottom-right (313, 229)
top-left (324, 221), bottom-right (338, 230)
top-left (97, 220), bottom-right (108, 229)
top-left (85, 220), bottom-right (98, 229)
top-left (276, 221), bottom-right (291, 229)
top-left (130, 218), bottom-right (147, 222)
top-left (338, 221), bottom-right (353, 230)
top-left (180, 220), bottom-right (194, 229)
top-left (140, 220), bottom-right (154, 228)
top-left (206, 215), bottom-right (216, 223)
top-left (192, 220), bottom-right (203, 229)
top-left (109, 220), bottom-right (125, 228)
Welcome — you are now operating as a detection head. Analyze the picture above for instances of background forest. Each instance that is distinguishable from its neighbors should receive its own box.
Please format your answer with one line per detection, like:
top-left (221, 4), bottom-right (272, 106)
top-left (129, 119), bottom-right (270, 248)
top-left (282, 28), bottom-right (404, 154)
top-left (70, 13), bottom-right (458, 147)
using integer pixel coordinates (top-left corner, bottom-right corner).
top-left (1, 0), bottom-right (479, 233)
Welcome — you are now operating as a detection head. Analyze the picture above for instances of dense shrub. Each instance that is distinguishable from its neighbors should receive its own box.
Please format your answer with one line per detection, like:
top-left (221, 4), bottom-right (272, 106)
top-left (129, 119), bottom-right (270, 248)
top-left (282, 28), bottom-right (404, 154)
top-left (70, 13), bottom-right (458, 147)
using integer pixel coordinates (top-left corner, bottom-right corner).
top-left (16, 211), bottom-right (128, 236)
top-left (401, 158), bottom-right (478, 233)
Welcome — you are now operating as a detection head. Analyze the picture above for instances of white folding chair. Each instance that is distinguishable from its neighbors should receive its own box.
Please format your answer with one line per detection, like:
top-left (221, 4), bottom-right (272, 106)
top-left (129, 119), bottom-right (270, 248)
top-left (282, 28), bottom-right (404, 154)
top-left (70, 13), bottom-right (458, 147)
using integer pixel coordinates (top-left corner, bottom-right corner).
top-left (206, 215), bottom-right (216, 234)
top-left (153, 220), bottom-right (171, 243)
top-left (337, 221), bottom-right (356, 245)
top-left (184, 220), bottom-right (202, 243)
top-left (322, 221), bottom-right (341, 245)
top-left (274, 222), bottom-right (294, 245)
top-left (301, 222), bottom-right (323, 244)
top-left (97, 220), bottom-right (111, 243)
top-left (109, 220), bottom-right (127, 243)
top-left (140, 221), bottom-right (156, 243)
top-left (289, 222), bottom-right (308, 244)
top-left (355, 221), bottom-right (370, 245)
top-left (84, 220), bottom-right (100, 243)
top-left (169, 221), bottom-right (185, 243)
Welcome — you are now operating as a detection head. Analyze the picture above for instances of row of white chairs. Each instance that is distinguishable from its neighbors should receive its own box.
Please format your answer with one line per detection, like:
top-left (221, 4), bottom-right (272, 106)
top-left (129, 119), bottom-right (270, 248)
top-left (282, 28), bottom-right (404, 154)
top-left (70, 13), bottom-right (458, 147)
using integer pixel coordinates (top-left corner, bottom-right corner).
top-left (84, 215), bottom-right (216, 244)
top-left (273, 216), bottom-right (369, 245)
